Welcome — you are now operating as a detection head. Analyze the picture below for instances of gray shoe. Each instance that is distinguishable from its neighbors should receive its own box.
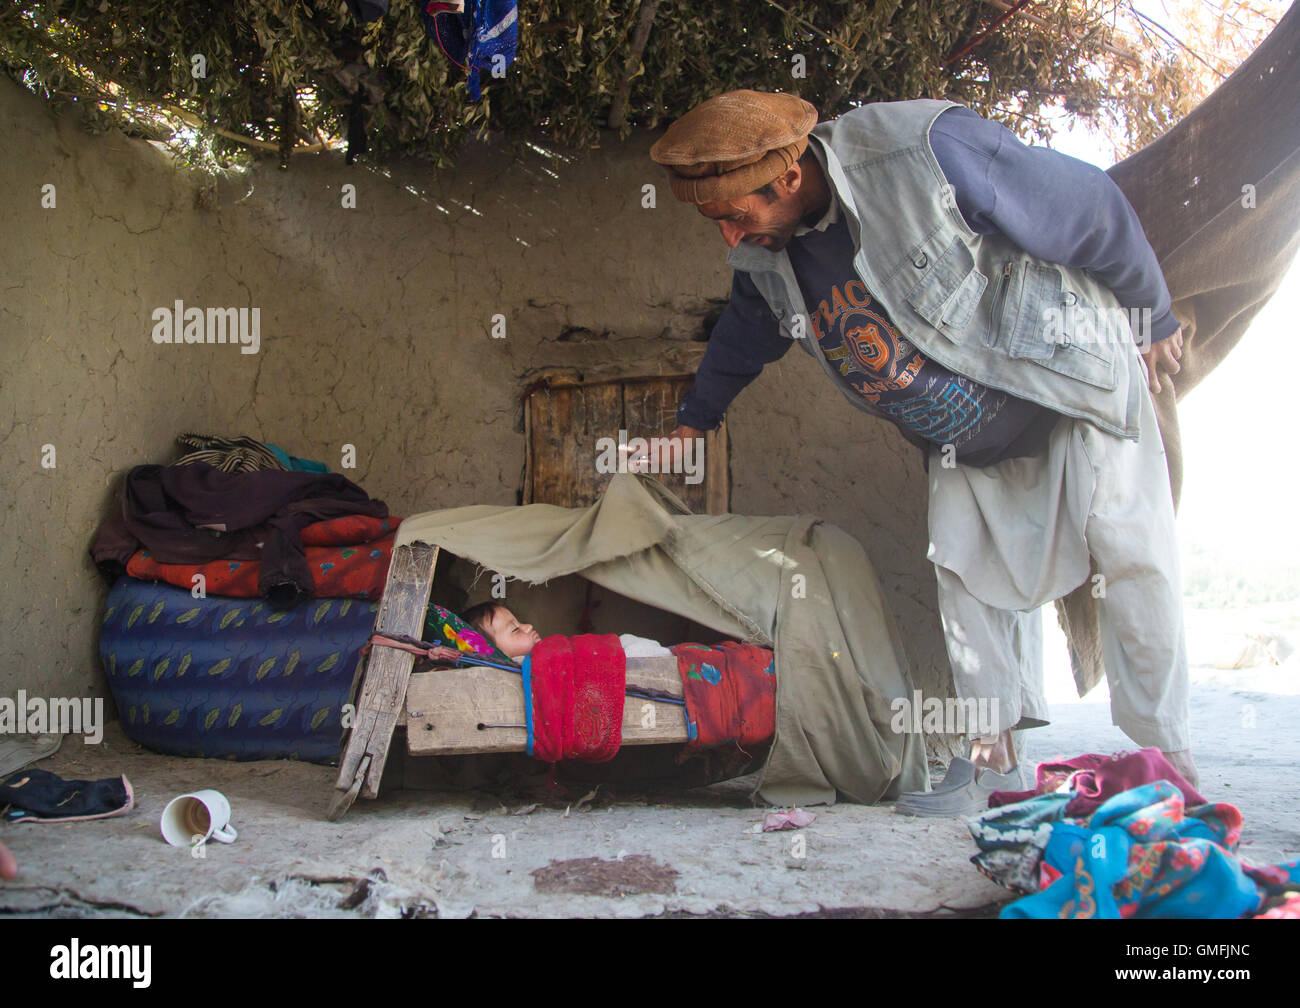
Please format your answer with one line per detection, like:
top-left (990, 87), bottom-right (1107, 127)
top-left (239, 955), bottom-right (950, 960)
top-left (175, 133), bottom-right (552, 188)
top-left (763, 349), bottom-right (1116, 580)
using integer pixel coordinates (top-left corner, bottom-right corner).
top-left (897, 757), bottom-right (979, 799)
top-left (898, 752), bottom-right (1028, 798)
top-left (893, 762), bottom-right (1025, 818)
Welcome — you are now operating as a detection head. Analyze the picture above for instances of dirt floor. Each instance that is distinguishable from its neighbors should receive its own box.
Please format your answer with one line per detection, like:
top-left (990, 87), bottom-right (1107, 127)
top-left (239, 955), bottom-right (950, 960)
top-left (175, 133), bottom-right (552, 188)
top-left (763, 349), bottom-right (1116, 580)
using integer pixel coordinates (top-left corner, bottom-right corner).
top-left (3, 633), bottom-right (1296, 918)
top-left (0, 720), bottom-right (1009, 919)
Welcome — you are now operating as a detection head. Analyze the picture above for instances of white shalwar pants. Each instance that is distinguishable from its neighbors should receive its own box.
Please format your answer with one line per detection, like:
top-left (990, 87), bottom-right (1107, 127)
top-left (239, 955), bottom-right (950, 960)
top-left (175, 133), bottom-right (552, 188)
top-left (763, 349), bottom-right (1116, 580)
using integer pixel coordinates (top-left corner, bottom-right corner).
top-left (926, 379), bottom-right (1190, 753)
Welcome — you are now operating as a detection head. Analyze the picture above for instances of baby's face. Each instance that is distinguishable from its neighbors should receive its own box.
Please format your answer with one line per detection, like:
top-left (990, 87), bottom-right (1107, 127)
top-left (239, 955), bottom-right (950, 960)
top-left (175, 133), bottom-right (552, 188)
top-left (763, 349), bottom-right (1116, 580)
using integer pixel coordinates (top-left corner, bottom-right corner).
top-left (483, 607), bottom-right (541, 659)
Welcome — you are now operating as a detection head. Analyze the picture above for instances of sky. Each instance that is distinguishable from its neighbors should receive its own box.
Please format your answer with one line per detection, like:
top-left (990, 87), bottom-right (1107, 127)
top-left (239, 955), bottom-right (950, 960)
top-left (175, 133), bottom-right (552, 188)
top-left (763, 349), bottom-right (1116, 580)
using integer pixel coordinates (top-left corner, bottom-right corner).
top-left (1176, 255), bottom-right (1300, 571)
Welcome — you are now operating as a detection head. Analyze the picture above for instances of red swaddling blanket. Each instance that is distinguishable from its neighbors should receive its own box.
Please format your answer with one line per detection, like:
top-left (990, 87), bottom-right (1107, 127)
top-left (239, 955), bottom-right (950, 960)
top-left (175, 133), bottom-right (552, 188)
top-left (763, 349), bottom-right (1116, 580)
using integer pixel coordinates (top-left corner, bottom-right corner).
top-left (525, 634), bottom-right (625, 763)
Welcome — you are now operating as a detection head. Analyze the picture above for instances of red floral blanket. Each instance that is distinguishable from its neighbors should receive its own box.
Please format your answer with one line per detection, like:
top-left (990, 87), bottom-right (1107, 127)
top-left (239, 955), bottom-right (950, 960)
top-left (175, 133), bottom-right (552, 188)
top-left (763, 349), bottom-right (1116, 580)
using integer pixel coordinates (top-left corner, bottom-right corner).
top-left (125, 514), bottom-right (399, 601)
top-left (670, 641), bottom-right (775, 750)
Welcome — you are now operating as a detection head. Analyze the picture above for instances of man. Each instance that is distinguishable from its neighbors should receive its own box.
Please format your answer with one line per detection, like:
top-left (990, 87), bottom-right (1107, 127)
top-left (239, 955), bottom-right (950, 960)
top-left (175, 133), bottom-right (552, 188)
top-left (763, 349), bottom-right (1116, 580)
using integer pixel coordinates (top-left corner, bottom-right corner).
top-left (643, 90), bottom-right (1197, 814)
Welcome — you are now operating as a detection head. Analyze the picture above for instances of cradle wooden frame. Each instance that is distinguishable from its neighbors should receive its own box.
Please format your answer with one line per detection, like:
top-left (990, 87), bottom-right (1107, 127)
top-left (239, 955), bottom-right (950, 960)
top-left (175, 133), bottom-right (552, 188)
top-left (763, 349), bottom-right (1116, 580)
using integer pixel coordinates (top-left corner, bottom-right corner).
top-left (328, 541), bottom-right (691, 820)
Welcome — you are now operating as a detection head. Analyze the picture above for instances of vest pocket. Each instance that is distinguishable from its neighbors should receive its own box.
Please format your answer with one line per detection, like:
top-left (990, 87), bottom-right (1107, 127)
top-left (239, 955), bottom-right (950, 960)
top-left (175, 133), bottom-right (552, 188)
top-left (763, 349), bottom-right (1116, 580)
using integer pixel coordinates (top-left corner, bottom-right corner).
top-left (1007, 262), bottom-right (1061, 359)
top-left (903, 237), bottom-right (986, 336)
top-left (1011, 263), bottom-right (1119, 390)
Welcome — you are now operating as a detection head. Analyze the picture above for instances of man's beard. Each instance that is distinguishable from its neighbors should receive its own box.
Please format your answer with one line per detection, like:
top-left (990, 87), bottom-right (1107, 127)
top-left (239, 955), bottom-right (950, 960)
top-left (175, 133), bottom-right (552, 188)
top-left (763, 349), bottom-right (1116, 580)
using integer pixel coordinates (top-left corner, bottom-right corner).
top-left (748, 229), bottom-right (795, 251)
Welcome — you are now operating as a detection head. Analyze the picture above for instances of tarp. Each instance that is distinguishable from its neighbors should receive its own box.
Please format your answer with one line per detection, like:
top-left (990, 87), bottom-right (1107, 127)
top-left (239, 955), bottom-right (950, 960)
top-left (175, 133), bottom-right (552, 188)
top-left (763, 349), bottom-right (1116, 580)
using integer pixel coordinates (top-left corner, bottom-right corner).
top-left (395, 473), bottom-right (929, 806)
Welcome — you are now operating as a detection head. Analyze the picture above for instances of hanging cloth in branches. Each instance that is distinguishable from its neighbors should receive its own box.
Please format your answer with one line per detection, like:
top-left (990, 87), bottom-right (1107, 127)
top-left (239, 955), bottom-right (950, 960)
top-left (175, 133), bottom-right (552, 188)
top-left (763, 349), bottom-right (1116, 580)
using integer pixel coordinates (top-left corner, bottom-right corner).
top-left (423, 0), bottom-right (518, 100)
top-left (345, 0), bottom-right (390, 22)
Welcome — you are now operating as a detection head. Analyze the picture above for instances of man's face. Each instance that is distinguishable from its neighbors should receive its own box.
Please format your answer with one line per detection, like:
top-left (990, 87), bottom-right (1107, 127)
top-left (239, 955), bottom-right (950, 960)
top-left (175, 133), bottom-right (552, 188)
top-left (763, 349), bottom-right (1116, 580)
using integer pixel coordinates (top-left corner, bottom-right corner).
top-left (483, 606), bottom-right (541, 660)
top-left (696, 176), bottom-right (806, 252)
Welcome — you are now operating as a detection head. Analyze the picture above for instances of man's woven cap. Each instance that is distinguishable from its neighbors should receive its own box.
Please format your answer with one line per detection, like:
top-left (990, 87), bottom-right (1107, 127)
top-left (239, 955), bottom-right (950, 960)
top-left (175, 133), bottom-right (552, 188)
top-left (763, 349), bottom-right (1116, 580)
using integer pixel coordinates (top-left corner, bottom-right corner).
top-left (649, 90), bottom-right (819, 204)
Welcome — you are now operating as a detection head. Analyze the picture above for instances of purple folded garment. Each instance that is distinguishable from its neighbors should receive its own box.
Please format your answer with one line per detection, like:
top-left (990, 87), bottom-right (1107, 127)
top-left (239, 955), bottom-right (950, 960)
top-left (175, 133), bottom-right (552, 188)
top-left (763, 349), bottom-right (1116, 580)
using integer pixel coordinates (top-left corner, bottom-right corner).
top-left (989, 747), bottom-right (1206, 817)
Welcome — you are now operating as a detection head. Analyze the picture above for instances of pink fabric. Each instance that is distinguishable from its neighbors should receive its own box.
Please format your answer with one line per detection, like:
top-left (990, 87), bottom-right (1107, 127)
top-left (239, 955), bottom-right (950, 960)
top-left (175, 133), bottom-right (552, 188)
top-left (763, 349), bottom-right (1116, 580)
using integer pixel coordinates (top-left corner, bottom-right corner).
top-left (989, 747), bottom-right (1206, 816)
top-left (1256, 893), bottom-right (1300, 919)
top-left (763, 808), bottom-right (816, 831)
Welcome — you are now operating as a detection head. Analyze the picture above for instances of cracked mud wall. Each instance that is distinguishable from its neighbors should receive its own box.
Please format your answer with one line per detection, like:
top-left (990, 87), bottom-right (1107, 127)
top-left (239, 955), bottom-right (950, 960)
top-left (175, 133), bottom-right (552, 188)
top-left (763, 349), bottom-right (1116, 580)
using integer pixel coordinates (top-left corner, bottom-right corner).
top-left (0, 76), bottom-right (948, 712)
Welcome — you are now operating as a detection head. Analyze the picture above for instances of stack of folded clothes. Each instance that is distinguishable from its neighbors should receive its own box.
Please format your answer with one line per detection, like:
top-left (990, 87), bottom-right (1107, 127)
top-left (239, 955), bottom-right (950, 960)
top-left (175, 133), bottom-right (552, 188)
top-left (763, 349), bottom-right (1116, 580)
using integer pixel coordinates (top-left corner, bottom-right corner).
top-left (90, 433), bottom-right (399, 762)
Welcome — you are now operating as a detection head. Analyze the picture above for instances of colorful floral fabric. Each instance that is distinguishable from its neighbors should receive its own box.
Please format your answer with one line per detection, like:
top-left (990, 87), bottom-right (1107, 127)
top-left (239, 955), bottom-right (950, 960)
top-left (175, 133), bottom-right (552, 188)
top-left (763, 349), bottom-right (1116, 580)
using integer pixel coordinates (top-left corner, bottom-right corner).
top-left (993, 781), bottom-right (1300, 919)
top-left (423, 603), bottom-right (512, 664)
top-left (1256, 892), bottom-right (1300, 919)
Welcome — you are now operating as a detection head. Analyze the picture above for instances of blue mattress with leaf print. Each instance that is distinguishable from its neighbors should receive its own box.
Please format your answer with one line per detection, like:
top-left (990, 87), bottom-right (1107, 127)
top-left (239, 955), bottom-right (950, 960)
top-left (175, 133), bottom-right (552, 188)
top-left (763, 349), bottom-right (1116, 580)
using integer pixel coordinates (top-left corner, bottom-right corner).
top-left (99, 576), bottom-right (377, 762)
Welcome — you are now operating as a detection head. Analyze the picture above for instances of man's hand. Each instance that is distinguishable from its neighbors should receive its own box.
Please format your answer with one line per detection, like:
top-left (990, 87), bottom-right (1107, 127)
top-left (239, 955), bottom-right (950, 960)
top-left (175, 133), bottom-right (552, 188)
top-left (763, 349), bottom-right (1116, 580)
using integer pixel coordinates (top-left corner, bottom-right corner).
top-left (1140, 326), bottom-right (1183, 395)
top-left (620, 424), bottom-right (704, 472)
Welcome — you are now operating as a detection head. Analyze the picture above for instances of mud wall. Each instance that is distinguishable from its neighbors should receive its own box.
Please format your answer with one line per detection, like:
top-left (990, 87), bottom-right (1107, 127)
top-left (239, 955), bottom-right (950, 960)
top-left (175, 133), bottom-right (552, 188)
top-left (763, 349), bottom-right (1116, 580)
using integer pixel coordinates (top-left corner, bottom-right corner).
top-left (0, 76), bottom-right (944, 715)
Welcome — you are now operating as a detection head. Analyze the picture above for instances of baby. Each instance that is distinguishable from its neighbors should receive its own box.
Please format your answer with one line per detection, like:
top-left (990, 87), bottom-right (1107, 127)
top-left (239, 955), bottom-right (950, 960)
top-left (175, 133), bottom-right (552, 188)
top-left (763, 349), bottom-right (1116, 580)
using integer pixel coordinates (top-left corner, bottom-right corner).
top-left (461, 602), bottom-right (541, 661)
top-left (462, 602), bottom-right (671, 662)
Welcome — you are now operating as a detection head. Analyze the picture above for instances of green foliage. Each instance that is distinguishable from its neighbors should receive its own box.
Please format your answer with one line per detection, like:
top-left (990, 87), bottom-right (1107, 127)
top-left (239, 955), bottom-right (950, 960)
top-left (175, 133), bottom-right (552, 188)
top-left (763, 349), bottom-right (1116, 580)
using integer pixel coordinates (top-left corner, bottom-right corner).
top-left (0, 1), bottom-right (1276, 173)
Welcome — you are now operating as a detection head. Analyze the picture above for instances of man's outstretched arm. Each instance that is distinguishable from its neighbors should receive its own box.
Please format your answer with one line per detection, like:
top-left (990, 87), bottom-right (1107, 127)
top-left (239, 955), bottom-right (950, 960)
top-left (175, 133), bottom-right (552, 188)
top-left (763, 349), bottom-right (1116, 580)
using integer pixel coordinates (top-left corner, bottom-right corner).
top-left (631, 270), bottom-right (793, 470)
top-left (675, 269), bottom-right (794, 431)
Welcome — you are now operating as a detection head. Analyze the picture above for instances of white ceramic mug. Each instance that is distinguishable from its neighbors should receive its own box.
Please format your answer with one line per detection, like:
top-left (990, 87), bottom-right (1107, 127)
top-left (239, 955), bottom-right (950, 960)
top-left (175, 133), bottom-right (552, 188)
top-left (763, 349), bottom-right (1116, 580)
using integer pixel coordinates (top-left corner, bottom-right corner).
top-left (160, 789), bottom-right (238, 847)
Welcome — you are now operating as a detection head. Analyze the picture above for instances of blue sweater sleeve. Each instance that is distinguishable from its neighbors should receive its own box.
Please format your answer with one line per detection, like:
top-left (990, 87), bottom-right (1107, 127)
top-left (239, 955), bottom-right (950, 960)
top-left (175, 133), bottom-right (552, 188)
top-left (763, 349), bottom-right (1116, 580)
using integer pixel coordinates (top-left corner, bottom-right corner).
top-left (677, 270), bottom-right (794, 430)
top-left (929, 107), bottom-right (1180, 343)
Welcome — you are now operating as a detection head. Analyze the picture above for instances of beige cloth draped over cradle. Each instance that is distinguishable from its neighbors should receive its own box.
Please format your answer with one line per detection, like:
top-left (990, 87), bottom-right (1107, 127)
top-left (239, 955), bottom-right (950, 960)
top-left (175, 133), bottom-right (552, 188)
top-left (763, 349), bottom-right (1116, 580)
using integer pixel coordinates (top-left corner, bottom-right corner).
top-left (395, 473), bottom-right (929, 806)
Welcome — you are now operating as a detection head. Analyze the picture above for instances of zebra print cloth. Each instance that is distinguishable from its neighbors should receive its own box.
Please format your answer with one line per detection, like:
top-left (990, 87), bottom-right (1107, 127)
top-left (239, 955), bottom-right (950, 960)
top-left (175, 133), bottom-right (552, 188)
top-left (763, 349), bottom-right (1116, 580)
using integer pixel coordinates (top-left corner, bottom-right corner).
top-left (173, 433), bottom-right (287, 473)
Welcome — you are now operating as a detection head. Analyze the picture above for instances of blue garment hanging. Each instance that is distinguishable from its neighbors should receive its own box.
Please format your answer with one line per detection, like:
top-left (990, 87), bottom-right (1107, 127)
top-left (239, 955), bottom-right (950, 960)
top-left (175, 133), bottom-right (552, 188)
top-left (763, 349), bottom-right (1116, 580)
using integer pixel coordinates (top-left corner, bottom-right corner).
top-left (422, 0), bottom-right (519, 101)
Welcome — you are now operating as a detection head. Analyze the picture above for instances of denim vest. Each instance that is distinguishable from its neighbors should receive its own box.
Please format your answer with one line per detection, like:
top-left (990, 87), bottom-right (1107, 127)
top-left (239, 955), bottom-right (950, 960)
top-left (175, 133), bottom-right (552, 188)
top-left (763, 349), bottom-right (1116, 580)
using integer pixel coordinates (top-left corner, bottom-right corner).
top-left (725, 100), bottom-right (1145, 439)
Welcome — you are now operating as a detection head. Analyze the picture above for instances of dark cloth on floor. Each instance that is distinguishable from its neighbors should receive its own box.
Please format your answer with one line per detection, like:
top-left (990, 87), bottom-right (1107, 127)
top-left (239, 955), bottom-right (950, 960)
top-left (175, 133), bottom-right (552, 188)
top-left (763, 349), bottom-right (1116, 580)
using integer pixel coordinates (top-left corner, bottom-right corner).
top-left (1, 768), bottom-right (134, 823)
top-left (125, 515), bottom-right (399, 602)
top-left (91, 462), bottom-right (388, 609)
top-left (989, 747), bottom-right (1205, 817)
top-left (671, 641), bottom-right (776, 751)
top-left (523, 635), bottom-right (625, 763)
top-left (968, 791), bottom-right (1073, 893)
